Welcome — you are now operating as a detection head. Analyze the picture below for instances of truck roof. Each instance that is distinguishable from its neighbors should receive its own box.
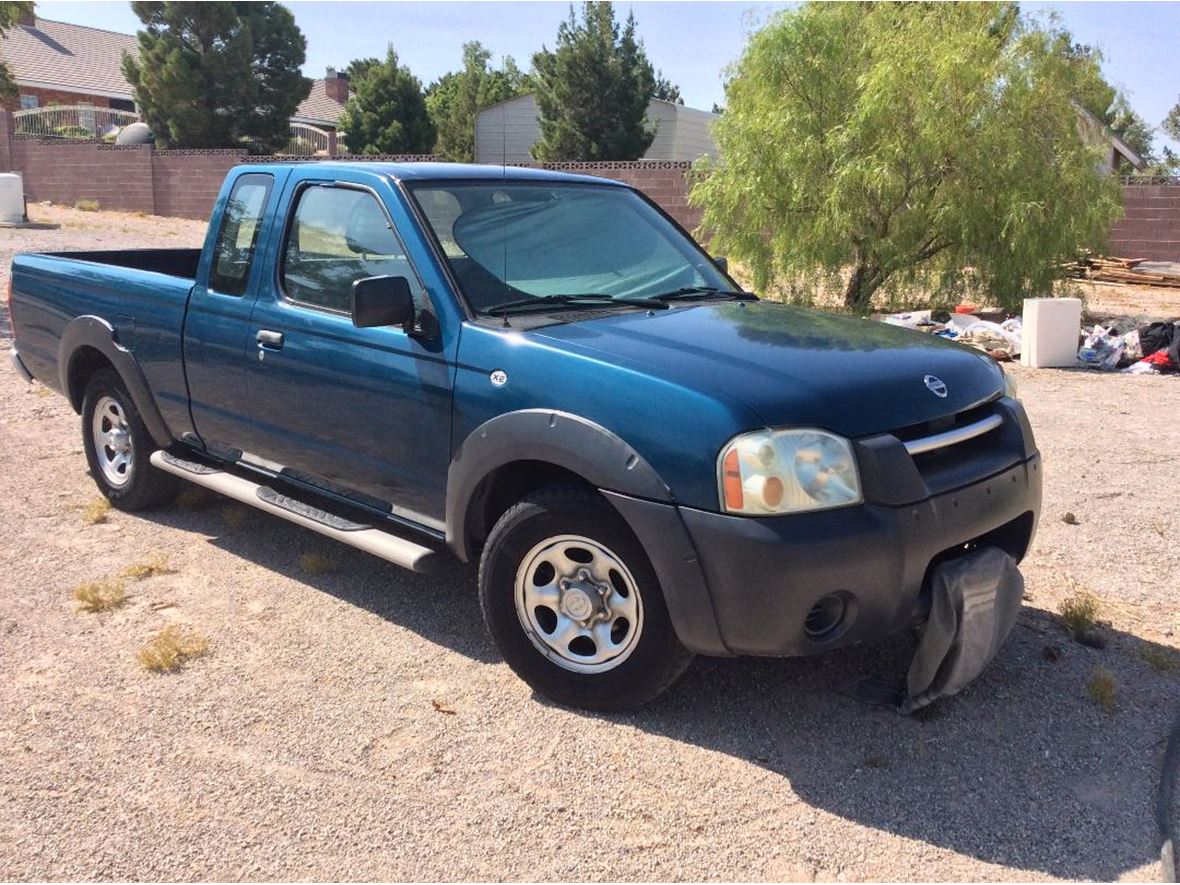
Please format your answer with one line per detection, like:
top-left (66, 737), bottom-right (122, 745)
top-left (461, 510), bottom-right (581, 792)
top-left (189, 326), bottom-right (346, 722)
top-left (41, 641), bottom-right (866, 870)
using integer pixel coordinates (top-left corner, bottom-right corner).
top-left (233, 161), bottom-right (630, 187)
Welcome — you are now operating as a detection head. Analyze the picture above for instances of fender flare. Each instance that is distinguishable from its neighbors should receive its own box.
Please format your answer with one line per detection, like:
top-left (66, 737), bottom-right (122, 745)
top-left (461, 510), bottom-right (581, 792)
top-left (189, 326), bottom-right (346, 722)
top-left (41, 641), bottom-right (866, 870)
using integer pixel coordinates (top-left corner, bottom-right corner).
top-left (446, 409), bottom-right (672, 560)
top-left (58, 315), bottom-right (173, 449)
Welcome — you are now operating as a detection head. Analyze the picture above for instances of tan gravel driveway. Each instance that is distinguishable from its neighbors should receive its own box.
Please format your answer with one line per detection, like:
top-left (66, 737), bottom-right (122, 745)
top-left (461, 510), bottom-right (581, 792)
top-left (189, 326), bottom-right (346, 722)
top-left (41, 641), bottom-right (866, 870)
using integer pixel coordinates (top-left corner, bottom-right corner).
top-left (1, 205), bottom-right (1178, 881)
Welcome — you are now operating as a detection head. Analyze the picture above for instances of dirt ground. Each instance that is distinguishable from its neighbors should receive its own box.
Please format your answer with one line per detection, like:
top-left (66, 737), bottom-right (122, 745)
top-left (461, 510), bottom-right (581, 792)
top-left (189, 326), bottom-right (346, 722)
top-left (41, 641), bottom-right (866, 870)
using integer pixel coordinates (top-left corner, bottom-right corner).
top-left (1, 206), bottom-right (1179, 882)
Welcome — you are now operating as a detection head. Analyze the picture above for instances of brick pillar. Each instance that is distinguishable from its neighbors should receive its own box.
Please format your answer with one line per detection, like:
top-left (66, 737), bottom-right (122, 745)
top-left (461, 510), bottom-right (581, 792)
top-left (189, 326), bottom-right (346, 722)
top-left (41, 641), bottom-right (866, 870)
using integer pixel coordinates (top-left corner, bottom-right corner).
top-left (327, 129), bottom-right (337, 157)
top-left (0, 110), bottom-right (13, 172)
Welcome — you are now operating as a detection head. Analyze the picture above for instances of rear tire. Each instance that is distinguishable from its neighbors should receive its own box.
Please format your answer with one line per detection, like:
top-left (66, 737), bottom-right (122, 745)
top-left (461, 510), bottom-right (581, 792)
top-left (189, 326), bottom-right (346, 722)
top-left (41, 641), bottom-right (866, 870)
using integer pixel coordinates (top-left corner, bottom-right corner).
top-left (479, 485), bottom-right (693, 711)
top-left (81, 368), bottom-right (178, 511)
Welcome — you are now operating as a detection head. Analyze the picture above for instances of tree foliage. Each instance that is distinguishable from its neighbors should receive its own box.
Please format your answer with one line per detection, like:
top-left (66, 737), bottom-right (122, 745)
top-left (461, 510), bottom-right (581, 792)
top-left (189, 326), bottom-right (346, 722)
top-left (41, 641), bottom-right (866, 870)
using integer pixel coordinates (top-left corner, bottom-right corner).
top-left (0, 2), bottom-right (34, 102)
top-left (691, 2), bottom-right (1124, 312)
top-left (425, 42), bottom-right (529, 162)
top-left (531, 2), bottom-right (664, 161)
top-left (1164, 100), bottom-right (1180, 145)
top-left (122, 1), bottom-right (310, 153)
top-left (1055, 39), bottom-right (1158, 167)
top-left (338, 46), bottom-right (435, 155)
top-left (344, 58), bottom-right (381, 87)
top-left (653, 71), bottom-right (682, 105)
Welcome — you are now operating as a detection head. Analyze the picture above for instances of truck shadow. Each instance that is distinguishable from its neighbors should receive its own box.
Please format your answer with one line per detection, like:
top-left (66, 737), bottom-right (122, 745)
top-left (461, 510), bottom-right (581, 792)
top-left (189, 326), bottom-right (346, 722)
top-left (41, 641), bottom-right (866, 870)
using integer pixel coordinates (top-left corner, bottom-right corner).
top-left (138, 498), bottom-right (1174, 880)
top-left (618, 610), bottom-right (1176, 881)
top-left (138, 495), bottom-right (499, 665)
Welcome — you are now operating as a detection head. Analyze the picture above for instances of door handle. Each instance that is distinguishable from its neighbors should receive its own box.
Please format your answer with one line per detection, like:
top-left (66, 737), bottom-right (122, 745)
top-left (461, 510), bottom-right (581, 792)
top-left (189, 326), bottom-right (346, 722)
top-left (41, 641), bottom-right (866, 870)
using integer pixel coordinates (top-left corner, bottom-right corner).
top-left (256, 330), bottom-right (284, 349)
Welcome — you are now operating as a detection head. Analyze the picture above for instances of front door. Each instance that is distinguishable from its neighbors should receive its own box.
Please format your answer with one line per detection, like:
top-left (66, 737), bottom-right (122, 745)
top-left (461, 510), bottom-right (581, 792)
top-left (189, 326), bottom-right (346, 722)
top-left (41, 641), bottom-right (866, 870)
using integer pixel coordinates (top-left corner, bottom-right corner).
top-left (243, 179), bottom-right (454, 530)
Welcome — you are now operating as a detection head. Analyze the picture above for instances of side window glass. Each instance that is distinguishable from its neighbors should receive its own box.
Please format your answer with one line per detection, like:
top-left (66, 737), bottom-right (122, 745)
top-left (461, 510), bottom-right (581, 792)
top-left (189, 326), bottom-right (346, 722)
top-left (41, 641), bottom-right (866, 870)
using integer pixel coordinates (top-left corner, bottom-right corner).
top-left (281, 185), bottom-right (423, 314)
top-left (209, 174), bottom-right (273, 296)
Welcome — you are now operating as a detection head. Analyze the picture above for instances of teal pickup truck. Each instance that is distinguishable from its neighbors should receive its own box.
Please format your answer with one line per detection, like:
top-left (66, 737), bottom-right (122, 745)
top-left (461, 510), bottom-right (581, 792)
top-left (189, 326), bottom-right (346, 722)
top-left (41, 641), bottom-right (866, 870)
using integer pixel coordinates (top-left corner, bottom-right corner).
top-left (8, 162), bottom-right (1041, 709)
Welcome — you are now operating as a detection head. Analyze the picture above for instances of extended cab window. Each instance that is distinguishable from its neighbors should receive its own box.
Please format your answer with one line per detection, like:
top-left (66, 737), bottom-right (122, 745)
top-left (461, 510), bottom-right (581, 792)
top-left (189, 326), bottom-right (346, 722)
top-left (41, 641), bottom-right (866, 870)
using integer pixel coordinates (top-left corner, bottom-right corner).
top-left (209, 174), bottom-right (273, 296)
top-left (282, 185), bottom-right (421, 314)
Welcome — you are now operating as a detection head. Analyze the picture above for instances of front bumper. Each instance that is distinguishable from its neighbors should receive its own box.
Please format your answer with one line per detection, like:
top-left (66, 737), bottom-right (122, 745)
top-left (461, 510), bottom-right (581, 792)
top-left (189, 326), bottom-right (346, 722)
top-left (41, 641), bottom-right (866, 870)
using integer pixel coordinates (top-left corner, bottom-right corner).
top-left (678, 454), bottom-right (1040, 656)
top-left (604, 398), bottom-right (1042, 658)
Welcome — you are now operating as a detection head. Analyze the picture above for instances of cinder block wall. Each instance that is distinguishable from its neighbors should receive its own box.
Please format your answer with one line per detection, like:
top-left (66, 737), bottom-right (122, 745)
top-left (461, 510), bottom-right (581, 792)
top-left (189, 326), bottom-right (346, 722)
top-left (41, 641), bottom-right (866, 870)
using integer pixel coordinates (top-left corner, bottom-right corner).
top-left (1107, 183), bottom-right (1180, 261)
top-left (3, 111), bottom-right (1174, 259)
top-left (535, 161), bottom-right (702, 231)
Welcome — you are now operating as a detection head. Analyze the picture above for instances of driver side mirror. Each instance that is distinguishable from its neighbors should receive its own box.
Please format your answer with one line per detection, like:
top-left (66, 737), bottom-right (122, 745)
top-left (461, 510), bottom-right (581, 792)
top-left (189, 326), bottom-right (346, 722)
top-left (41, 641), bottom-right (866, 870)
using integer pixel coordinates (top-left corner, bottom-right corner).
top-left (351, 275), bottom-right (415, 331)
top-left (713, 256), bottom-right (729, 273)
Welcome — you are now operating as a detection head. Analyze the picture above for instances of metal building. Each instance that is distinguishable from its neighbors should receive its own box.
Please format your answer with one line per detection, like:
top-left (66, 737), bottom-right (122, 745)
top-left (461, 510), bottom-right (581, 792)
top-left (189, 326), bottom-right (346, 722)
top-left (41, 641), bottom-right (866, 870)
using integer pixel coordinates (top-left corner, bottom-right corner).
top-left (474, 94), bottom-right (720, 164)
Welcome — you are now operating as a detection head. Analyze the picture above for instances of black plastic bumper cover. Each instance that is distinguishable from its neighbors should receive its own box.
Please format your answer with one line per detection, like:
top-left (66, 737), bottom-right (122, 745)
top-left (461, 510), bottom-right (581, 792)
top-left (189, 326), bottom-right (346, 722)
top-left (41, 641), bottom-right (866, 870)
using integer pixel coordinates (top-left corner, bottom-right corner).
top-left (609, 454), bottom-right (1041, 658)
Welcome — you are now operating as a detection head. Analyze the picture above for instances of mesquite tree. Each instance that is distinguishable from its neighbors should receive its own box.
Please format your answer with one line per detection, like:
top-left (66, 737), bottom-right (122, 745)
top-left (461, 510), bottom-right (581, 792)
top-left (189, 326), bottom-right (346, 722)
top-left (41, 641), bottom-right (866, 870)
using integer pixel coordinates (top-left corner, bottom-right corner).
top-left (691, 3), bottom-right (1124, 312)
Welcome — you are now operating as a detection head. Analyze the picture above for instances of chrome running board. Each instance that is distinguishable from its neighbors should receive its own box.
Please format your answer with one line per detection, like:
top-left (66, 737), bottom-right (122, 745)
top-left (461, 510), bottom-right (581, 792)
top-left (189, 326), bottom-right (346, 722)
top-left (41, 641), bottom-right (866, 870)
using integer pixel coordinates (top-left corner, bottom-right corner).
top-left (150, 450), bottom-right (438, 573)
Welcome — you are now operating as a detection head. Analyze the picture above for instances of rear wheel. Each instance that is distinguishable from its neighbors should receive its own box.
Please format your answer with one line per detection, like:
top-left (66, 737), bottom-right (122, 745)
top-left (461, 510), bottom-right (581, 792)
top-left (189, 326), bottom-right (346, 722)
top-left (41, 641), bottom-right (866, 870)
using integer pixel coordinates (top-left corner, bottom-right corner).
top-left (479, 486), bottom-right (693, 710)
top-left (81, 369), bottom-right (178, 511)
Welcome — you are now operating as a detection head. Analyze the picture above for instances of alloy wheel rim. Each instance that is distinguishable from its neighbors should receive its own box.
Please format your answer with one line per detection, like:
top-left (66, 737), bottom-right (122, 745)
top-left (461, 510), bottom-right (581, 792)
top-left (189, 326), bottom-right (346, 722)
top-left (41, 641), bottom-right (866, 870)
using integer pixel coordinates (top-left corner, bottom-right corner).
top-left (92, 395), bottom-right (134, 488)
top-left (513, 534), bottom-right (644, 674)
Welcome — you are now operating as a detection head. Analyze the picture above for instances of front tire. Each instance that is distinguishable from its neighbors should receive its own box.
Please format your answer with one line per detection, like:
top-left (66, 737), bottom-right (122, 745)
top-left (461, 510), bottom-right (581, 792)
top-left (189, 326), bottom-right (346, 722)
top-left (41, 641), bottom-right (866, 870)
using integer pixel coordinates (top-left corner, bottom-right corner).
top-left (81, 368), bottom-right (178, 511)
top-left (479, 486), bottom-right (693, 711)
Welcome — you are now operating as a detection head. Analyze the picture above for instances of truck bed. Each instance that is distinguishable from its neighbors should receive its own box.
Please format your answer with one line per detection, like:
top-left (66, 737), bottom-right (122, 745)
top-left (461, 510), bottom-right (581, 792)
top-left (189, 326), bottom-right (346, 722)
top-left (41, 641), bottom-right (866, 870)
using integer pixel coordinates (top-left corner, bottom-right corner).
top-left (37, 248), bottom-right (202, 279)
top-left (9, 249), bottom-right (199, 435)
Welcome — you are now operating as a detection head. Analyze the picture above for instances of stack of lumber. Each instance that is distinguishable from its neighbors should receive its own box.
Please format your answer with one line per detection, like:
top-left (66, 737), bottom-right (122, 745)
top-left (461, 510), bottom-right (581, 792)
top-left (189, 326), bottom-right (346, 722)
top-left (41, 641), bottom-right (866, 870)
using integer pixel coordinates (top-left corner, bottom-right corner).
top-left (1068, 254), bottom-right (1180, 289)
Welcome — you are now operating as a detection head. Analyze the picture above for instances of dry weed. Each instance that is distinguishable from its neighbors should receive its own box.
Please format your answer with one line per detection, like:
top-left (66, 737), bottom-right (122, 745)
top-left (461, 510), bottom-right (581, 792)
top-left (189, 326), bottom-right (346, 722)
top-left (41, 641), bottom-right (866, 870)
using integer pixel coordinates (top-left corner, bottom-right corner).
top-left (73, 579), bottom-right (127, 613)
top-left (136, 625), bottom-right (209, 672)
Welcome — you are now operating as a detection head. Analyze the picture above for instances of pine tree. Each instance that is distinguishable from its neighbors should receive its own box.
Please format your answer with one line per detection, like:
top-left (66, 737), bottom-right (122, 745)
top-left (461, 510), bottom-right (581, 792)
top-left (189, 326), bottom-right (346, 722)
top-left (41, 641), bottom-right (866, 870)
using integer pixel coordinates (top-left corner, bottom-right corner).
top-left (338, 46), bottom-right (435, 155)
top-left (531, 2), bottom-right (663, 161)
top-left (122, 1), bottom-right (310, 153)
top-left (426, 42), bottom-right (529, 162)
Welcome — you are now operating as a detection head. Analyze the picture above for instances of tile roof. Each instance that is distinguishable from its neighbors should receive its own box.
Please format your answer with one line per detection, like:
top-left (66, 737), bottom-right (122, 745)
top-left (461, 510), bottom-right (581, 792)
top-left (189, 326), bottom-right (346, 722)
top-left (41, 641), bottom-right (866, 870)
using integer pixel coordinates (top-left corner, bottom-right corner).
top-left (293, 79), bottom-right (347, 127)
top-left (0, 17), bottom-right (138, 98)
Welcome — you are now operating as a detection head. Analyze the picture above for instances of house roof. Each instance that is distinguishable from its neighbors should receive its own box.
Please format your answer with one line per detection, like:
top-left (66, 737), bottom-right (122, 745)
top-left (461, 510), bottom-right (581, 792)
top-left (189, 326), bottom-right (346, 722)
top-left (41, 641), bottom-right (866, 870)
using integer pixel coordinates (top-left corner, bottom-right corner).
top-left (293, 79), bottom-right (347, 127)
top-left (0, 17), bottom-right (137, 99)
top-left (1074, 102), bottom-right (1147, 171)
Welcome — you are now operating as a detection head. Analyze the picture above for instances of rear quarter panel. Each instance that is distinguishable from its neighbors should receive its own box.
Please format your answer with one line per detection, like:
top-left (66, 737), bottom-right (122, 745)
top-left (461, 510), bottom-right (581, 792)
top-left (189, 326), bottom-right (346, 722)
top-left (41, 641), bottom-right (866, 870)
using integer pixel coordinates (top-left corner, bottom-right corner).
top-left (11, 254), bottom-right (194, 435)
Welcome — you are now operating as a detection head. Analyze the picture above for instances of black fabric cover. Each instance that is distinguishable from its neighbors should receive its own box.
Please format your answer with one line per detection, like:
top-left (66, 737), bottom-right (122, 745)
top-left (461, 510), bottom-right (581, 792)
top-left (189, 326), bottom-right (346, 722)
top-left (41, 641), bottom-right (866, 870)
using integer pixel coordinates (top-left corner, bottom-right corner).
top-left (1138, 321), bottom-right (1180, 365)
top-left (901, 546), bottom-right (1024, 714)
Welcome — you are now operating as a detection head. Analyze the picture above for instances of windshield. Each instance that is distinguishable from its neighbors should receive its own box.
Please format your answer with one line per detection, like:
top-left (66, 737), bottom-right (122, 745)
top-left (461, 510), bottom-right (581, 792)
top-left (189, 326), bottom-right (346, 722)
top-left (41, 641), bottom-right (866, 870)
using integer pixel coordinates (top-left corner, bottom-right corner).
top-left (407, 181), bottom-right (738, 314)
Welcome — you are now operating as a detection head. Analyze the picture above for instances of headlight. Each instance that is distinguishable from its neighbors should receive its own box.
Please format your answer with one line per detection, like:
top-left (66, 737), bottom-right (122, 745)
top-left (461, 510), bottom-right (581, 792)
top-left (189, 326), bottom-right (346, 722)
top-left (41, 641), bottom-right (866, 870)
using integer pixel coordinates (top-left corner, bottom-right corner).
top-left (719, 428), bottom-right (862, 515)
top-left (1003, 371), bottom-right (1018, 400)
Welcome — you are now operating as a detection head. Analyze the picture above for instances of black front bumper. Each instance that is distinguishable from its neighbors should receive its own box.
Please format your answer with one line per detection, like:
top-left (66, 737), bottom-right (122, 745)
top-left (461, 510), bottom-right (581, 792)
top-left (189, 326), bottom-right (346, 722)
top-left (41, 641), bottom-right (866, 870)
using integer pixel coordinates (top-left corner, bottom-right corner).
top-left (604, 398), bottom-right (1042, 657)
top-left (678, 454), bottom-right (1040, 656)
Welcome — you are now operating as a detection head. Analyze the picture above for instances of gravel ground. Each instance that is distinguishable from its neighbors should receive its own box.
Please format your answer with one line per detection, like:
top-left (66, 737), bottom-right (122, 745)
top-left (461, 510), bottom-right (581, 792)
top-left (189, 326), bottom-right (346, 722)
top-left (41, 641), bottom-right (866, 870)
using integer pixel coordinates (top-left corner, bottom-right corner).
top-left (1, 206), bottom-right (1178, 882)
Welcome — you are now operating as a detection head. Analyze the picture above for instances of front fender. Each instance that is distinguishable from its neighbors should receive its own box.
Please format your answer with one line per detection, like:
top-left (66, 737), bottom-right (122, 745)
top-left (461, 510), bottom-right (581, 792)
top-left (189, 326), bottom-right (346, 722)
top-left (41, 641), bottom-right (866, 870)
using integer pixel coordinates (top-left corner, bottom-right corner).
top-left (446, 409), bottom-right (673, 560)
top-left (58, 315), bottom-right (173, 448)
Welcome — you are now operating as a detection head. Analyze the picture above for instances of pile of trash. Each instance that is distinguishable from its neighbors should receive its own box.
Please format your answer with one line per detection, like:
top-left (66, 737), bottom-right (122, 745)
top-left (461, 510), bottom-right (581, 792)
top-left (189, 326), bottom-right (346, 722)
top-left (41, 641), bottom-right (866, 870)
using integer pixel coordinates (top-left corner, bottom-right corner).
top-left (878, 305), bottom-right (1180, 376)
top-left (879, 307), bottom-right (1023, 361)
top-left (1077, 320), bottom-right (1180, 375)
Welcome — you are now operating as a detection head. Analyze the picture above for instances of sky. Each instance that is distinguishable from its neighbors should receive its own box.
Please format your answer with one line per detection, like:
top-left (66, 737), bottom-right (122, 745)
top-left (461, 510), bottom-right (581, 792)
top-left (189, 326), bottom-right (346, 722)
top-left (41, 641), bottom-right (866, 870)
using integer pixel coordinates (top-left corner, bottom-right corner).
top-left (34, 1), bottom-right (1180, 154)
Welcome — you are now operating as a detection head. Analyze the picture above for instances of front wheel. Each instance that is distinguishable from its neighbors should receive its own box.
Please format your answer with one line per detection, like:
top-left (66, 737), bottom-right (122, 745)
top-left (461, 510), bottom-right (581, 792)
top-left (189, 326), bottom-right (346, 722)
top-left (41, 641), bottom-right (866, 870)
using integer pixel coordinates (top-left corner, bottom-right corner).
top-left (80, 368), bottom-right (178, 511)
top-left (479, 486), bottom-right (693, 710)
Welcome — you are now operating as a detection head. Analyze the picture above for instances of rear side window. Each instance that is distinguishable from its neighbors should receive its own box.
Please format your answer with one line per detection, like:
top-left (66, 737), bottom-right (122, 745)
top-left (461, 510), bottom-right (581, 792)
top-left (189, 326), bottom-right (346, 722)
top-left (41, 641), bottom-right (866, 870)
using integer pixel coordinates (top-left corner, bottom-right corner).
top-left (281, 185), bottom-right (422, 314)
top-left (209, 173), bottom-right (273, 296)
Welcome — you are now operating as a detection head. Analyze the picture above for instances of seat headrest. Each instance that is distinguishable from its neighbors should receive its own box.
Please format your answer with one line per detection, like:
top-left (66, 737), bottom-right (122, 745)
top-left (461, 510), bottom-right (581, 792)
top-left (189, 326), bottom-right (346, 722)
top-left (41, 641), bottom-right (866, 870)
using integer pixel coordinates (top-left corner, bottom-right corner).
top-left (345, 200), bottom-right (397, 255)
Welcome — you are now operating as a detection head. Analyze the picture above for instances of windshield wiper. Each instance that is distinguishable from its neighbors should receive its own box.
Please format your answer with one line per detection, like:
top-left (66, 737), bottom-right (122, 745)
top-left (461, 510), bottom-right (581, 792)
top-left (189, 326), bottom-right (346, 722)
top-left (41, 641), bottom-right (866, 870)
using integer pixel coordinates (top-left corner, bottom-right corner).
top-left (652, 286), bottom-right (758, 302)
top-left (487, 294), bottom-right (668, 316)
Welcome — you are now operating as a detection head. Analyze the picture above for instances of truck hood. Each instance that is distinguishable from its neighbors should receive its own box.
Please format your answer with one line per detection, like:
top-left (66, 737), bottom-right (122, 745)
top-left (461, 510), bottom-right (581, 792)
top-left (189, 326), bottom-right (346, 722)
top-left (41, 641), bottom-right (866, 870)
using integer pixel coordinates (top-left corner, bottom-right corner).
top-left (530, 301), bottom-right (1004, 437)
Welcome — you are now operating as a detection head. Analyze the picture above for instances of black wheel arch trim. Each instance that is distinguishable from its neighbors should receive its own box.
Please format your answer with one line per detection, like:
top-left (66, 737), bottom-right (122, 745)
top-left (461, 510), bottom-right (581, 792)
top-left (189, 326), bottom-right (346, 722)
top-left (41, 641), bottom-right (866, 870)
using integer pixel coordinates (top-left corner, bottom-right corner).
top-left (58, 315), bottom-right (173, 449)
top-left (446, 409), bottom-right (673, 562)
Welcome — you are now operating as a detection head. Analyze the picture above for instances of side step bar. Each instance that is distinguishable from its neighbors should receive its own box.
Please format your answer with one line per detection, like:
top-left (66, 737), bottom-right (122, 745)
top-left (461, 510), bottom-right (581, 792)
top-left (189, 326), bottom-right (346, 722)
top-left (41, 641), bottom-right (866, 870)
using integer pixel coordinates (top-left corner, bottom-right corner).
top-left (150, 451), bottom-right (438, 573)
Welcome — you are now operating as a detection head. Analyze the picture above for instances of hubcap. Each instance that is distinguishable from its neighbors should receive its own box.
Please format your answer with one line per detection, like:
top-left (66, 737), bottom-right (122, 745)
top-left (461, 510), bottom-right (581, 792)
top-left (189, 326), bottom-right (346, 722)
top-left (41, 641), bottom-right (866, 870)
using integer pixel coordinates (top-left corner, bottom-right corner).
top-left (91, 396), bottom-right (134, 488)
top-left (514, 534), bottom-right (644, 674)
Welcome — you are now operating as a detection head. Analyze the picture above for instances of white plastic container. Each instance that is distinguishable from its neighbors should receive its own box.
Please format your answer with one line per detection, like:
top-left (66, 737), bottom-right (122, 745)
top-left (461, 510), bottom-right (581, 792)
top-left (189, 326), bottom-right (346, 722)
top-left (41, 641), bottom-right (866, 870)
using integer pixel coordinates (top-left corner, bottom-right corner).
top-left (1020, 297), bottom-right (1082, 368)
top-left (0, 172), bottom-right (25, 223)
